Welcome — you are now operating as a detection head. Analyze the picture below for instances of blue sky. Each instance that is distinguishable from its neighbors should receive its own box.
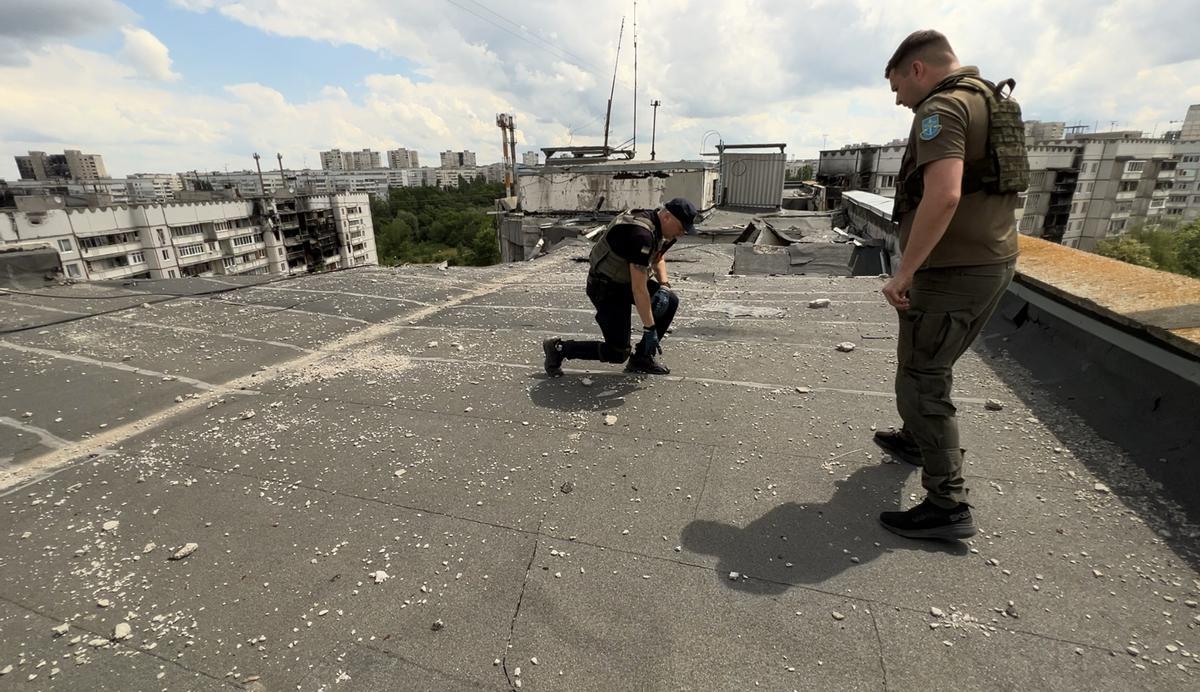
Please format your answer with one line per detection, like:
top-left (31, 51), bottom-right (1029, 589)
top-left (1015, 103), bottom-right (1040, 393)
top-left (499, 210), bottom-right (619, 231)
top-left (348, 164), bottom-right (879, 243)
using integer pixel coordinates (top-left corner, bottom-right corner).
top-left (1, 0), bottom-right (1199, 178)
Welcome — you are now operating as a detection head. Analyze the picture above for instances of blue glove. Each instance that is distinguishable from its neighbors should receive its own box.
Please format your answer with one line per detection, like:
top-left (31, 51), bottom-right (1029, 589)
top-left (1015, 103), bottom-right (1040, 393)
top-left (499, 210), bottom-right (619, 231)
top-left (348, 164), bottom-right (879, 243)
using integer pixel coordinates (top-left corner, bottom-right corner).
top-left (636, 327), bottom-right (661, 357)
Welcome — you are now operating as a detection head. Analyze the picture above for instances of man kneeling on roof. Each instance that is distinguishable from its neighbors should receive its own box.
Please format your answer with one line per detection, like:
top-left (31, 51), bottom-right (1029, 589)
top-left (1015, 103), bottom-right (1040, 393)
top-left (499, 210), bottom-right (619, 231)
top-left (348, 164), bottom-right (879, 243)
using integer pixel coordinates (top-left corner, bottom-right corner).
top-left (542, 197), bottom-right (699, 377)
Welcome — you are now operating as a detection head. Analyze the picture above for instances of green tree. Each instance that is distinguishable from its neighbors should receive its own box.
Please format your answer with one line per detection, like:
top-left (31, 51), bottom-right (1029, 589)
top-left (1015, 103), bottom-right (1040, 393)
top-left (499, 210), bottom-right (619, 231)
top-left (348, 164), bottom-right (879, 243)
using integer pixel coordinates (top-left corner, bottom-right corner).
top-left (1174, 221), bottom-right (1200, 278)
top-left (1096, 235), bottom-right (1158, 269)
top-left (370, 181), bottom-right (504, 267)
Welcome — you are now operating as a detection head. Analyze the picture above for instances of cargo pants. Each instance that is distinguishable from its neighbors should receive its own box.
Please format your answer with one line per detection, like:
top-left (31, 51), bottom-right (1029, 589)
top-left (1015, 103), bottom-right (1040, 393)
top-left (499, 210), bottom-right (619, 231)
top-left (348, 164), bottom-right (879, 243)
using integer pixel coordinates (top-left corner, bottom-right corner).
top-left (895, 260), bottom-right (1016, 508)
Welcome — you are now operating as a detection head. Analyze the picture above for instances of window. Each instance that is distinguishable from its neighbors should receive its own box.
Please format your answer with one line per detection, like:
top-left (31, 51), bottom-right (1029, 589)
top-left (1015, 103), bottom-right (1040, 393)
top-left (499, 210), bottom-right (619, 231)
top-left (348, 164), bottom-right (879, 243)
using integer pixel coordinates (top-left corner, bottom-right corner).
top-left (1167, 208), bottom-right (1183, 215)
top-left (1149, 199), bottom-right (1165, 208)
top-left (65, 263), bottom-right (81, 278)
top-left (232, 234), bottom-right (256, 247)
top-left (178, 243), bottom-right (205, 257)
top-left (157, 229), bottom-right (165, 244)
top-left (57, 239), bottom-right (72, 252)
top-left (162, 249), bottom-right (170, 259)
top-left (1116, 202), bottom-right (1132, 212)
top-left (1020, 215), bottom-right (1036, 231)
top-left (1119, 181), bottom-right (1138, 192)
top-left (223, 257), bottom-right (237, 269)
top-left (1026, 193), bottom-right (1041, 207)
top-left (170, 224), bottom-right (202, 238)
top-left (168, 270), bottom-right (177, 278)
top-left (1125, 161), bottom-right (1145, 173)
top-left (1029, 171), bottom-right (1045, 186)
top-left (1182, 155), bottom-right (1200, 163)
top-left (129, 252), bottom-right (145, 264)
top-left (1110, 219), bottom-right (1127, 232)
top-left (1169, 195), bottom-right (1188, 204)
top-left (1089, 162), bottom-right (1098, 173)
top-left (878, 175), bottom-right (896, 188)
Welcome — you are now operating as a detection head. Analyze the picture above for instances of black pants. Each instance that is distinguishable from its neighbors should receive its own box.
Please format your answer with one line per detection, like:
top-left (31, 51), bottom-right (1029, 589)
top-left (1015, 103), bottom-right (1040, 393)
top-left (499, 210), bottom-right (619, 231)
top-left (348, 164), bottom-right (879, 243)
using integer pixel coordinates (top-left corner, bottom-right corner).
top-left (559, 275), bottom-right (679, 363)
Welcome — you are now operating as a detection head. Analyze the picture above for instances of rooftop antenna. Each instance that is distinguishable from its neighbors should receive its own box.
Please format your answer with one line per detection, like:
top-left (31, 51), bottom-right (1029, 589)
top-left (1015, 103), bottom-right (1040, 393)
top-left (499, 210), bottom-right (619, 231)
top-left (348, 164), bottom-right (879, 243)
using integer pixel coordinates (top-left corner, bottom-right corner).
top-left (632, 1), bottom-right (638, 158)
top-left (602, 16), bottom-right (625, 154)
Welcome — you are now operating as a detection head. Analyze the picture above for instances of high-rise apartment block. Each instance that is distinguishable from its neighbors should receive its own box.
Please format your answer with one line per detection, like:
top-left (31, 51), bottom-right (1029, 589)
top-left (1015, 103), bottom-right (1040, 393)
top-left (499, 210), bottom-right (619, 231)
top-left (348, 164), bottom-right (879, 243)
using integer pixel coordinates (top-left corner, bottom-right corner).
top-left (15, 149), bottom-right (108, 181)
top-left (440, 150), bottom-right (477, 168)
top-left (388, 148), bottom-right (420, 168)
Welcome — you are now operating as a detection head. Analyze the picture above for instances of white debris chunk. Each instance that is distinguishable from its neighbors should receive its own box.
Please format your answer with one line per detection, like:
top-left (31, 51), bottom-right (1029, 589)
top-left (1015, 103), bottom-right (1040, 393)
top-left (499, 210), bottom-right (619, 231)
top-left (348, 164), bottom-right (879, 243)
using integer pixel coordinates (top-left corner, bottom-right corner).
top-left (143, 543), bottom-right (156, 554)
top-left (1093, 482), bottom-right (1111, 494)
top-left (88, 638), bottom-right (109, 648)
top-left (112, 623), bottom-right (132, 641)
top-left (984, 399), bottom-right (1004, 411)
top-left (96, 599), bottom-right (112, 608)
top-left (581, 378), bottom-right (593, 386)
top-left (51, 624), bottom-right (70, 637)
top-left (241, 410), bottom-right (256, 421)
top-left (0, 665), bottom-right (10, 675)
top-left (394, 469), bottom-right (407, 477)
top-left (728, 571), bottom-right (741, 581)
top-left (603, 414), bottom-right (618, 426)
top-left (170, 543), bottom-right (199, 560)
top-left (832, 611), bottom-right (846, 621)
top-left (102, 520), bottom-right (120, 532)
top-left (835, 342), bottom-right (856, 353)
top-left (371, 570), bottom-right (390, 584)
top-left (930, 607), bottom-right (946, 618)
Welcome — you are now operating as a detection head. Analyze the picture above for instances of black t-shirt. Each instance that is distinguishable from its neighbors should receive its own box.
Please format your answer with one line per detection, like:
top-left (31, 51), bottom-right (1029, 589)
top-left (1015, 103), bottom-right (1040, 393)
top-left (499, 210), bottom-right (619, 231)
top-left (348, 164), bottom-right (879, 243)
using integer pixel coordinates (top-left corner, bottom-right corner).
top-left (606, 211), bottom-right (674, 268)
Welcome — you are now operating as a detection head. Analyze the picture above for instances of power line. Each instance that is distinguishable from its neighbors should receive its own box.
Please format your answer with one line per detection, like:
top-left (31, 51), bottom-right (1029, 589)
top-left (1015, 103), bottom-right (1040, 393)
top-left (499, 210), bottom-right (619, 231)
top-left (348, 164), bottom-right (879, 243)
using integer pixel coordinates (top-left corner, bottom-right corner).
top-left (460, 0), bottom-right (599, 73)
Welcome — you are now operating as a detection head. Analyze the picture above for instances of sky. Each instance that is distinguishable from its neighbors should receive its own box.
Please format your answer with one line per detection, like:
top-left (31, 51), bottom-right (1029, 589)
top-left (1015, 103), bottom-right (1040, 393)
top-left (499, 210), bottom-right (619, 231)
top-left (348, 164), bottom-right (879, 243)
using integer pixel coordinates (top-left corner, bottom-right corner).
top-left (1, 0), bottom-right (1199, 179)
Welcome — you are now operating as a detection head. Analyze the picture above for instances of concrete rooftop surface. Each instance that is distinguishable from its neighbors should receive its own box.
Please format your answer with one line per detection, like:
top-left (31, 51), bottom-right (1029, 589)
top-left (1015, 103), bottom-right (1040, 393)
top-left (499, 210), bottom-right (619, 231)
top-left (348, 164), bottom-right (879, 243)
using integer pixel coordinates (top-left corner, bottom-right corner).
top-left (1, 241), bottom-right (1199, 691)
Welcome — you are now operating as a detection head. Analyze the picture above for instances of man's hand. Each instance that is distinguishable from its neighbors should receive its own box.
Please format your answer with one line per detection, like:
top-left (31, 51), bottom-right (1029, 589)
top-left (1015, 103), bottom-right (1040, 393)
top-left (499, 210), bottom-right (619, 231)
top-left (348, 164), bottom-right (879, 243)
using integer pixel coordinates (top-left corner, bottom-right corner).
top-left (635, 327), bottom-right (661, 357)
top-left (882, 271), bottom-right (913, 311)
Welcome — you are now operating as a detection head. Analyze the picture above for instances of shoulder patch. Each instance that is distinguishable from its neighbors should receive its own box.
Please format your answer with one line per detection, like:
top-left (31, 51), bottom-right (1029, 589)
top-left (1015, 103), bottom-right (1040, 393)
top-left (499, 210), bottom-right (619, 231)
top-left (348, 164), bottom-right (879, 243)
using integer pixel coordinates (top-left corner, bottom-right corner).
top-left (920, 114), bottom-right (942, 141)
top-left (639, 245), bottom-right (651, 255)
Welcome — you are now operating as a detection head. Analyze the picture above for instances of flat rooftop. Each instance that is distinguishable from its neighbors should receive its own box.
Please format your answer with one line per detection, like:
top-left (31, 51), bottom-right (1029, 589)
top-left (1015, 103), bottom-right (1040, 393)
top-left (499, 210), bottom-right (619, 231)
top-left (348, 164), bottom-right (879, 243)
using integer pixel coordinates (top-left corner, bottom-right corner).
top-left (1, 242), bottom-right (1198, 690)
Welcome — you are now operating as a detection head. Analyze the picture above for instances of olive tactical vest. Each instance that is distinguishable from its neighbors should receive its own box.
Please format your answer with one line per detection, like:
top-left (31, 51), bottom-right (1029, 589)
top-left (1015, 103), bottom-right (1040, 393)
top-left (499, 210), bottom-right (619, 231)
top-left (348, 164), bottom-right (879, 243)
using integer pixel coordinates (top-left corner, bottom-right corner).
top-left (589, 212), bottom-right (662, 284)
top-left (893, 75), bottom-right (1029, 221)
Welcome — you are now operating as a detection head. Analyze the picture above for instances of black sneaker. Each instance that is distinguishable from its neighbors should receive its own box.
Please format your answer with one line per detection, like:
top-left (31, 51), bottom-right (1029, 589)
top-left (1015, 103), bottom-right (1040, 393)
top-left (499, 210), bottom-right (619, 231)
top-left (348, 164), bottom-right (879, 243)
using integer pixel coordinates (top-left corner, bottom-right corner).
top-left (879, 499), bottom-right (977, 540)
top-left (625, 355), bottom-right (670, 375)
top-left (543, 338), bottom-right (564, 377)
top-left (873, 427), bottom-right (923, 466)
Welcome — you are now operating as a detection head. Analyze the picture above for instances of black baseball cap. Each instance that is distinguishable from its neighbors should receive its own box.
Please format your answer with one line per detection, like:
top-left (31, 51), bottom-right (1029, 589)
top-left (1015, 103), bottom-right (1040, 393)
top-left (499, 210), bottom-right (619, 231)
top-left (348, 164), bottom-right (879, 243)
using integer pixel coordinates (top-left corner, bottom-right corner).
top-left (664, 197), bottom-right (699, 235)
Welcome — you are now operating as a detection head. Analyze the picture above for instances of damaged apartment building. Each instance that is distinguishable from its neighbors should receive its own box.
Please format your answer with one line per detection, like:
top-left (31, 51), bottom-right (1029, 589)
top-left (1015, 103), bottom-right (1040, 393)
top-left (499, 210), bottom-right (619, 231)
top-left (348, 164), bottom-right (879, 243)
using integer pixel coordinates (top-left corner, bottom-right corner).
top-left (0, 192), bottom-right (377, 285)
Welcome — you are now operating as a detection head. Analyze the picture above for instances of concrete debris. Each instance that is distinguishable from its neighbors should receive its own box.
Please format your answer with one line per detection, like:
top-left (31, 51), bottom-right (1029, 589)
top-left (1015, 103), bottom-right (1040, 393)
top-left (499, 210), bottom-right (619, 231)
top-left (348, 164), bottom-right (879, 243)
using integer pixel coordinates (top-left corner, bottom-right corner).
top-left (985, 399), bottom-right (1004, 411)
top-left (112, 623), bottom-right (132, 641)
top-left (51, 624), bottom-right (70, 637)
top-left (170, 543), bottom-right (199, 560)
top-left (808, 299), bottom-right (831, 309)
top-left (728, 571), bottom-right (741, 581)
top-left (101, 520), bottom-right (120, 532)
top-left (581, 377), bottom-right (593, 386)
top-left (1093, 482), bottom-right (1111, 494)
top-left (96, 599), bottom-right (112, 608)
top-left (698, 302), bottom-right (785, 319)
top-left (560, 481), bottom-right (575, 494)
top-left (240, 410), bottom-right (256, 420)
top-left (0, 665), bottom-right (10, 675)
top-left (142, 543), bottom-right (156, 554)
top-left (394, 469), bottom-right (407, 477)
top-left (88, 638), bottom-right (110, 648)
top-left (371, 570), bottom-right (390, 584)
top-left (930, 607), bottom-right (946, 618)
top-left (795, 386), bottom-right (811, 394)
top-left (835, 342), bottom-right (856, 353)
top-left (831, 611), bottom-right (846, 621)
top-left (603, 414), bottom-right (617, 426)
top-left (431, 619), bottom-right (444, 631)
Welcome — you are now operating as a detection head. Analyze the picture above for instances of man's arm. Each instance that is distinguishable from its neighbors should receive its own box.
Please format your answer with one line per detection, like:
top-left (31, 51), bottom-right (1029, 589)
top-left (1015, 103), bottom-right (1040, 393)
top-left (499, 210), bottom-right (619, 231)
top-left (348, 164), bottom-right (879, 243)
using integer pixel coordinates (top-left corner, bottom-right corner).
top-left (653, 256), bottom-right (669, 285)
top-left (630, 264), bottom-right (656, 328)
top-left (882, 157), bottom-right (963, 310)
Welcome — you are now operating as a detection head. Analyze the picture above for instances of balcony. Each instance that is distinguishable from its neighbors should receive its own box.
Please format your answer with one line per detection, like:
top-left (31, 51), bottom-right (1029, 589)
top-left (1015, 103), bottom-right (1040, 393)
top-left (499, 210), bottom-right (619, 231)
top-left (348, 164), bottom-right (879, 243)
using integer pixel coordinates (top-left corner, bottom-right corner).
top-left (208, 224), bottom-right (258, 241)
top-left (176, 248), bottom-right (221, 267)
top-left (1121, 169), bottom-right (1144, 180)
top-left (86, 263), bottom-right (138, 281)
top-left (79, 240), bottom-right (142, 259)
top-left (1158, 168), bottom-right (1178, 179)
top-left (1115, 190), bottom-right (1137, 201)
top-left (1110, 210), bottom-right (1131, 220)
top-left (1152, 188), bottom-right (1171, 198)
top-left (225, 257), bottom-right (269, 274)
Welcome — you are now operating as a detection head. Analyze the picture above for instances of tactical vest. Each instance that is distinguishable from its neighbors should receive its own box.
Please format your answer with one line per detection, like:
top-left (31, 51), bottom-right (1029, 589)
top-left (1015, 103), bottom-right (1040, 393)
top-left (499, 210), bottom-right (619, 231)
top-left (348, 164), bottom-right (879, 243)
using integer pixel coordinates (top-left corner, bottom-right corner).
top-left (589, 211), bottom-right (662, 284)
top-left (893, 75), bottom-right (1029, 222)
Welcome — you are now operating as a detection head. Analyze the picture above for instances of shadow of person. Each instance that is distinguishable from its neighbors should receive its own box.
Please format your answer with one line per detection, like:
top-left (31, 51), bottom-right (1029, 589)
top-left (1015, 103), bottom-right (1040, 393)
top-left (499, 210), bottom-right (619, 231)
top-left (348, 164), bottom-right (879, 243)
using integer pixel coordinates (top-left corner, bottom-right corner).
top-left (680, 463), bottom-right (969, 596)
top-left (527, 372), bottom-right (643, 413)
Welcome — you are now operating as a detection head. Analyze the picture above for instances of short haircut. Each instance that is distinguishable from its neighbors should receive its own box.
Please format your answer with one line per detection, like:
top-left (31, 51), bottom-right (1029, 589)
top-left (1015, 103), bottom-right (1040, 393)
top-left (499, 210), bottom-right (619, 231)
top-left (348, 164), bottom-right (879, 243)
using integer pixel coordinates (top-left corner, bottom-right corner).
top-left (884, 30), bottom-right (956, 77)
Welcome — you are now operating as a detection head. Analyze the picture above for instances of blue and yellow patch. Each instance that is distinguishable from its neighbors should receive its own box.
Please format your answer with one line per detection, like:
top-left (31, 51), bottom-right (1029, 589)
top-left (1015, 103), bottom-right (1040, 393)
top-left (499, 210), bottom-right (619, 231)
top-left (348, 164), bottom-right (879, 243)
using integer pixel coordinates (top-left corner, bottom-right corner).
top-left (920, 114), bottom-right (942, 141)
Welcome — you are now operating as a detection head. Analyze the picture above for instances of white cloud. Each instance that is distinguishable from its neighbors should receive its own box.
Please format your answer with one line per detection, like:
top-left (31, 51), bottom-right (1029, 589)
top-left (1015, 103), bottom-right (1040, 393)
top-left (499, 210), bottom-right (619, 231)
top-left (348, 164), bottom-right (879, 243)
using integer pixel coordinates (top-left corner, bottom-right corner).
top-left (119, 26), bottom-right (182, 82)
top-left (2, 1), bottom-right (1199, 178)
top-left (0, 0), bottom-right (131, 66)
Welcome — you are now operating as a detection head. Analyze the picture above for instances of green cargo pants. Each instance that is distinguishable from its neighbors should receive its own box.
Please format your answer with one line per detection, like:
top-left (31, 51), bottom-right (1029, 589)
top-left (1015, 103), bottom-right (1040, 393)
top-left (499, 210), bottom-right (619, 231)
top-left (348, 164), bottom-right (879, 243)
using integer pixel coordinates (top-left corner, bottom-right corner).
top-left (895, 260), bottom-right (1016, 508)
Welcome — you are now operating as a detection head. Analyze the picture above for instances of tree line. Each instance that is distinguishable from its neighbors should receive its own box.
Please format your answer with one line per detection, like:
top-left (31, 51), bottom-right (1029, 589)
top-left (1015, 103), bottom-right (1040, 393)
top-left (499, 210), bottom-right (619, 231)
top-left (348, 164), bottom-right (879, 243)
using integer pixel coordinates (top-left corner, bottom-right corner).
top-left (369, 177), bottom-right (502, 266)
top-left (1095, 219), bottom-right (1200, 279)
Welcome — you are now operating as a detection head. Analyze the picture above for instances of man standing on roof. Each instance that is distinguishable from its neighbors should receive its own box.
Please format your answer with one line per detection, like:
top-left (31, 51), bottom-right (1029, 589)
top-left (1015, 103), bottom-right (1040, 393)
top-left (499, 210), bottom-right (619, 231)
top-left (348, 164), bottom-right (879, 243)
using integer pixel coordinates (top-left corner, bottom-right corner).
top-left (875, 30), bottom-right (1026, 540)
top-left (543, 197), bottom-right (700, 376)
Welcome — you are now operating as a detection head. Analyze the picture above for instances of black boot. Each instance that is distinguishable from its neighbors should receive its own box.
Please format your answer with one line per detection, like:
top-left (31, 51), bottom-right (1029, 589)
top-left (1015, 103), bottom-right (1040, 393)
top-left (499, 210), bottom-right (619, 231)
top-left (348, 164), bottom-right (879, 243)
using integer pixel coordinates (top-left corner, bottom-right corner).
top-left (879, 499), bottom-right (977, 540)
top-left (625, 354), bottom-right (670, 374)
top-left (873, 427), bottom-right (922, 466)
top-left (542, 338), bottom-right (564, 377)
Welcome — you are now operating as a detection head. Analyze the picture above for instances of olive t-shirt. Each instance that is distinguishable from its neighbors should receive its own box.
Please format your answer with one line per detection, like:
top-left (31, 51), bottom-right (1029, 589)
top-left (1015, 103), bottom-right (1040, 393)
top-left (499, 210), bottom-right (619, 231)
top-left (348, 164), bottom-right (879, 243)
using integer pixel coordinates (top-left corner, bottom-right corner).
top-left (897, 66), bottom-right (1020, 268)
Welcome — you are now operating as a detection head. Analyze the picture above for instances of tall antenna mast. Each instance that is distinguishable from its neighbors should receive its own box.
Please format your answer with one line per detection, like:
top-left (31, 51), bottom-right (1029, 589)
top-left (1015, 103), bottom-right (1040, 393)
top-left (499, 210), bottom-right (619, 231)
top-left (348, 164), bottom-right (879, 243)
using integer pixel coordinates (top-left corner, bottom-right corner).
top-left (602, 17), bottom-right (625, 153)
top-left (633, 1), bottom-right (638, 158)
